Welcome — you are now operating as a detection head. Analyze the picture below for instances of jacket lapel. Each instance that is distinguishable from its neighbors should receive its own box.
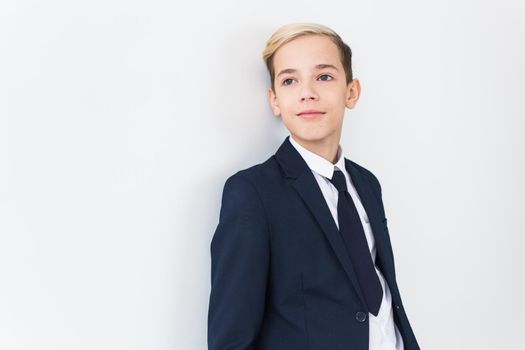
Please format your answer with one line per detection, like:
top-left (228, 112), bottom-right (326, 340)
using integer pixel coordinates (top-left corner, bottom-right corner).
top-left (275, 136), bottom-right (367, 308)
top-left (345, 159), bottom-right (397, 287)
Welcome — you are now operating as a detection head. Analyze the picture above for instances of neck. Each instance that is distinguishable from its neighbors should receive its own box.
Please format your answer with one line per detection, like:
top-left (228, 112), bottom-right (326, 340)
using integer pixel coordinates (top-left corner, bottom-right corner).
top-left (291, 134), bottom-right (341, 164)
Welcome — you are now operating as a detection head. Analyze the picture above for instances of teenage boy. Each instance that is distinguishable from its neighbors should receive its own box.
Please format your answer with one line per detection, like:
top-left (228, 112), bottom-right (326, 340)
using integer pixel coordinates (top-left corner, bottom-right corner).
top-left (208, 23), bottom-right (420, 350)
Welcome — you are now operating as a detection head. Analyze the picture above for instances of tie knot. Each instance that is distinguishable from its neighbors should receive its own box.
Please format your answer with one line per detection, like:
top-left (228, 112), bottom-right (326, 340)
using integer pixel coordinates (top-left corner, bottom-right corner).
top-left (329, 169), bottom-right (347, 192)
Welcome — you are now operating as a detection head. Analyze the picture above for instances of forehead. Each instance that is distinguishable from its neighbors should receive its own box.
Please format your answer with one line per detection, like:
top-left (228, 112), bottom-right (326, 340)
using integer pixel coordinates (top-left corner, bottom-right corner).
top-left (272, 34), bottom-right (341, 71)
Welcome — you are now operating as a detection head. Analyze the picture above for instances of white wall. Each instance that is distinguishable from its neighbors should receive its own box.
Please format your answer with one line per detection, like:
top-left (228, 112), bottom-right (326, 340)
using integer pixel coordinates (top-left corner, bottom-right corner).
top-left (1, 0), bottom-right (524, 349)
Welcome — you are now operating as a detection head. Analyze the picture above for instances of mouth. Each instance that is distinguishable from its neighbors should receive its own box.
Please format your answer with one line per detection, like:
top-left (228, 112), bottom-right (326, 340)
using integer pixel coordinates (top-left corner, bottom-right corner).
top-left (297, 110), bottom-right (326, 119)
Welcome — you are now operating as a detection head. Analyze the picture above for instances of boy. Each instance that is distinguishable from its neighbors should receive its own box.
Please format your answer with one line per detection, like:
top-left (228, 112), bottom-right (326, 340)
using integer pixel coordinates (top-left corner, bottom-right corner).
top-left (208, 23), bottom-right (420, 350)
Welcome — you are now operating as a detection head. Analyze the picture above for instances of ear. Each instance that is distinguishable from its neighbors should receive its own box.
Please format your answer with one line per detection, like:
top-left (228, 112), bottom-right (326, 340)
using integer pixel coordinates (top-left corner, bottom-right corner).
top-left (268, 87), bottom-right (281, 116)
top-left (345, 78), bottom-right (361, 109)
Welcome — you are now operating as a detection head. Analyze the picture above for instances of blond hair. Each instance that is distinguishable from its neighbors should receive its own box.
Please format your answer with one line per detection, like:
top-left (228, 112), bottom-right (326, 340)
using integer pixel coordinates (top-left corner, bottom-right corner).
top-left (262, 23), bottom-right (353, 91)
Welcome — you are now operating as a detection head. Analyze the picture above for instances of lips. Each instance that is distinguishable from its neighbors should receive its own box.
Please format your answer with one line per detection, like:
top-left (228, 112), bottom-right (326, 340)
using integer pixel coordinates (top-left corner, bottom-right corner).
top-left (297, 110), bottom-right (325, 119)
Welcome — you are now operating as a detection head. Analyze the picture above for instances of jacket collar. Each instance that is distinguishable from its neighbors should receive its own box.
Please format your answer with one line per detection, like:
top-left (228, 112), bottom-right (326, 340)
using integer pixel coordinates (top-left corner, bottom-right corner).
top-left (274, 135), bottom-right (310, 179)
top-left (287, 134), bottom-right (345, 180)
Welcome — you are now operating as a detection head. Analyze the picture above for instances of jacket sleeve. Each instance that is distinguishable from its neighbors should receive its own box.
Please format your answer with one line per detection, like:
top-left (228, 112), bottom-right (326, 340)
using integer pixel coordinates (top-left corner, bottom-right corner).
top-left (207, 173), bottom-right (270, 350)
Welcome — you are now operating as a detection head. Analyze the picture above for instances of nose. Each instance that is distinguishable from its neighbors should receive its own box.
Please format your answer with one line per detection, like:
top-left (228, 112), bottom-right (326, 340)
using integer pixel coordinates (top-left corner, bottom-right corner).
top-left (299, 81), bottom-right (319, 102)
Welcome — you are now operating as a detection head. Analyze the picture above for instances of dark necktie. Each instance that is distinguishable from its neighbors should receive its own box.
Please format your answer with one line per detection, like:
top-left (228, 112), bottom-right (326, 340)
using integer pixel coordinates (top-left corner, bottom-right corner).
top-left (329, 169), bottom-right (383, 316)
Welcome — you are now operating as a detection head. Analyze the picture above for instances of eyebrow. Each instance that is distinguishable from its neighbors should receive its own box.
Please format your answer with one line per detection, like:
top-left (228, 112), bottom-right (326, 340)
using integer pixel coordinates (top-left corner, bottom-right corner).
top-left (276, 64), bottom-right (339, 78)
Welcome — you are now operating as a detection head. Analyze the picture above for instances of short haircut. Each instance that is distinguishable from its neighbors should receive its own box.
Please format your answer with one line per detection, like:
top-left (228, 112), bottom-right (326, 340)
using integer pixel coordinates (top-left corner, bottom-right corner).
top-left (262, 23), bottom-right (353, 91)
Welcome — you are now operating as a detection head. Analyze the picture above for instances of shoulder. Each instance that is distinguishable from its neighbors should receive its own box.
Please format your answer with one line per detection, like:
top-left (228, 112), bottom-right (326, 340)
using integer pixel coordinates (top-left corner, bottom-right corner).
top-left (218, 156), bottom-right (280, 204)
top-left (223, 155), bottom-right (281, 191)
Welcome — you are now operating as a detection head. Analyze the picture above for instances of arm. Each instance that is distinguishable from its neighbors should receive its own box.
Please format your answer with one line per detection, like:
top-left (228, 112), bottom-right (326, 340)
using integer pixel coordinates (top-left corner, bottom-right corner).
top-left (207, 173), bottom-right (270, 350)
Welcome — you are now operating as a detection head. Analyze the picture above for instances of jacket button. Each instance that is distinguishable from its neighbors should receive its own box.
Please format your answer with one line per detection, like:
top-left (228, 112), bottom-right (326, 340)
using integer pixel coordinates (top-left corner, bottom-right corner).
top-left (355, 311), bottom-right (367, 323)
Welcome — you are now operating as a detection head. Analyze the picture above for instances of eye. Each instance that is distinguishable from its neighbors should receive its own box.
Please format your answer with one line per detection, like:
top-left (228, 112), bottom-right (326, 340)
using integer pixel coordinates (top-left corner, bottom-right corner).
top-left (282, 78), bottom-right (295, 86)
top-left (318, 74), bottom-right (333, 81)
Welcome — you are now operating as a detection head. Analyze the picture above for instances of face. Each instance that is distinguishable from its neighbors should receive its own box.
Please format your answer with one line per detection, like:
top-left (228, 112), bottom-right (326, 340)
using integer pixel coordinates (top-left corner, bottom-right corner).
top-left (268, 34), bottom-right (361, 150)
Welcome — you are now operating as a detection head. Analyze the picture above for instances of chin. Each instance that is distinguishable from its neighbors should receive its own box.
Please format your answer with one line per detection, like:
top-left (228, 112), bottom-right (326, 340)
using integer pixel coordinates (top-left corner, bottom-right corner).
top-left (291, 133), bottom-right (327, 143)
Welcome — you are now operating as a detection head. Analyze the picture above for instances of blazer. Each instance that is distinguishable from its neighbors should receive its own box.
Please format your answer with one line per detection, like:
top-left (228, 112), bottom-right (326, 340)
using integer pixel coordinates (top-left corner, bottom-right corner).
top-left (208, 136), bottom-right (420, 350)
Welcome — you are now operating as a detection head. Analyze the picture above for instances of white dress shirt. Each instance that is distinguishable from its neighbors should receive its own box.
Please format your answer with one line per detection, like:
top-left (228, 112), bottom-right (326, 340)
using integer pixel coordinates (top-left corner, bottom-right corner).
top-left (289, 135), bottom-right (404, 350)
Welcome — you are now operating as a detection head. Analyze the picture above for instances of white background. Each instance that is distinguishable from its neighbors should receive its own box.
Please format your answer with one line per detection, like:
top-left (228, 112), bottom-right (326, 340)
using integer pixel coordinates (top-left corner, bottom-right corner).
top-left (1, 0), bottom-right (524, 349)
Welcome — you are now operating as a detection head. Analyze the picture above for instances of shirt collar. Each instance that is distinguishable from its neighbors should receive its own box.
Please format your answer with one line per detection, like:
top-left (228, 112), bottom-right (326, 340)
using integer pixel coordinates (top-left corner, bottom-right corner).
top-left (288, 135), bottom-right (346, 180)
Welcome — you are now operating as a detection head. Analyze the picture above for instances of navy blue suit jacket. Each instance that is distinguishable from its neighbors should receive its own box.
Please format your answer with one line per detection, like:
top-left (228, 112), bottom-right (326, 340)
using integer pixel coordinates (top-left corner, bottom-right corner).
top-left (208, 136), bottom-right (420, 350)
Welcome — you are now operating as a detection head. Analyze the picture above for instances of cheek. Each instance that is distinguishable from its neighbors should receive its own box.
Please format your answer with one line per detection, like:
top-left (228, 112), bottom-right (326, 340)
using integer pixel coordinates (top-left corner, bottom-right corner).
top-left (326, 89), bottom-right (349, 108)
top-left (276, 94), bottom-right (295, 111)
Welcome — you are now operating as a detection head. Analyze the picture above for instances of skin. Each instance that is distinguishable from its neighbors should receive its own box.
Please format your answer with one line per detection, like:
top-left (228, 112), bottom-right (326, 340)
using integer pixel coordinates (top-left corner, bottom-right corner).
top-left (268, 34), bottom-right (361, 164)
